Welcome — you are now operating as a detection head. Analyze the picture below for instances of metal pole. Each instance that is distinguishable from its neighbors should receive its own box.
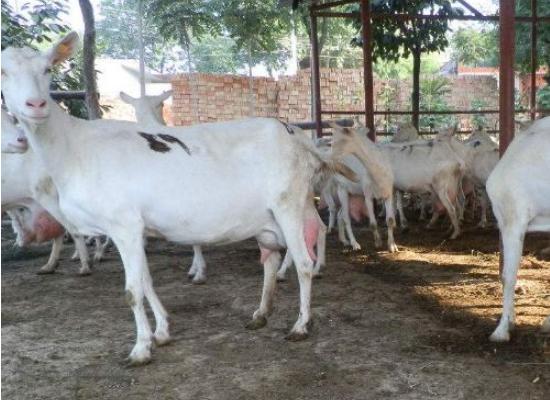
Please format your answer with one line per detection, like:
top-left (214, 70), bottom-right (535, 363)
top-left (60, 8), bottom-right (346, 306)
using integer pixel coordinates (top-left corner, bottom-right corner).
top-left (361, 0), bottom-right (375, 141)
top-left (310, 11), bottom-right (322, 138)
top-left (530, 0), bottom-right (537, 120)
top-left (499, 0), bottom-right (515, 156)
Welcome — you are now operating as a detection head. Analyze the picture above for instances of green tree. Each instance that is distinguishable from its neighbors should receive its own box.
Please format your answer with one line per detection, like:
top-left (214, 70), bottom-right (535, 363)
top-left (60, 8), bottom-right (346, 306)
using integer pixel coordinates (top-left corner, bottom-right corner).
top-left (1, 0), bottom-right (69, 49)
top-left (514, 0), bottom-right (550, 72)
top-left (419, 75), bottom-right (455, 130)
top-left (350, 0), bottom-right (462, 128)
top-left (222, 0), bottom-right (291, 75)
top-left (451, 27), bottom-right (496, 67)
top-left (97, 0), bottom-right (178, 73)
top-left (146, 0), bottom-right (222, 72)
top-left (190, 34), bottom-right (244, 74)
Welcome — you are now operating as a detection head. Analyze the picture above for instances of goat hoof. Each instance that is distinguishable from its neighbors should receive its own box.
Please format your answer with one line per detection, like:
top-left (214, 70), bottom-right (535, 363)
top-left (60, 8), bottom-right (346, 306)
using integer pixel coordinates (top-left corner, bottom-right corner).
top-left (125, 355), bottom-right (152, 367)
top-left (388, 244), bottom-right (399, 253)
top-left (78, 268), bottom-right (92, 276)
top-left (245, 316), bottom-right (267, 330)
top-left (37, 266), bottom-right (57, 275)
top-left (191, 276), bottom-right (206, 285)
top-left (276, 274), bottom-right (287, 282)
top-left (153, 333), bottom-right (172, 347)
top-left (313, 272), bottom-right (324, 279)
top-left (285, 330), bottom-right (309, 342)
top-left (489, 324), bottom-right (511, 342)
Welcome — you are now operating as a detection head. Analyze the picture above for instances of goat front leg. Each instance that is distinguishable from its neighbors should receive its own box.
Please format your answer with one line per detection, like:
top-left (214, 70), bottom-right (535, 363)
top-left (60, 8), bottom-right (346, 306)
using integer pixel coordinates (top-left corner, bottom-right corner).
top-left (276, 250), bottom-right (293, 281)
top-left (363, 189), bottom-right (382, 248)
top-left (247, 250), bottom-right (281, 330)
top-left (312, 213), bottom-right (327, 277)
top-left (72, 234), bottom-right (92, 275)
top-left (37, 235), bottom-right (63, 274)
top-left (337, 187), bottom-right (361, 250)
top-left (93, 236), bottom-right (111, 263)
top-left (395, 190), bottom-right (408, 230)
top-left (113, 232), bottom-right (165, 365)
top-left (477, 189), bottom-right (489, 228)
top-left (384, 196), bottom-right (398, 253)
top-left (188, 245), bottom-right (206, 284)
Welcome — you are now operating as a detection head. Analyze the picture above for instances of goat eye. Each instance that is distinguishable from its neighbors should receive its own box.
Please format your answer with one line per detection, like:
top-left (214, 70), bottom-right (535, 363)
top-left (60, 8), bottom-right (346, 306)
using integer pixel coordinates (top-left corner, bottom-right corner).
top-left (44, 67), bottom-right (52, 74)
top-left (1, 69), bottom-right (5, 76)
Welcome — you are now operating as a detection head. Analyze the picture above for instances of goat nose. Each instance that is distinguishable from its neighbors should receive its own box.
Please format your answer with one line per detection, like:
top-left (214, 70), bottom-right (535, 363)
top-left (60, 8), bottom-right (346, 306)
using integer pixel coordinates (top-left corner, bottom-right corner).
top-left (25, 99), bottom-right (47, 108)
top-left (17, 137), bottom-right (27, 143)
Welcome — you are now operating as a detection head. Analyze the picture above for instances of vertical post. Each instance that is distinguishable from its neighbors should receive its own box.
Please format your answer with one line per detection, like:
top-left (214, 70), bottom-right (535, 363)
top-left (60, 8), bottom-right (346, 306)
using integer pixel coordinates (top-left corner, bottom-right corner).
top-left (499, 0), bottom-right (515, 156)
top-left (361, 0), bottom-right (375, 141)
top-left (310, 11), bottom-right (322, 138)
top-left (530, 0), bottom-right (537, 120)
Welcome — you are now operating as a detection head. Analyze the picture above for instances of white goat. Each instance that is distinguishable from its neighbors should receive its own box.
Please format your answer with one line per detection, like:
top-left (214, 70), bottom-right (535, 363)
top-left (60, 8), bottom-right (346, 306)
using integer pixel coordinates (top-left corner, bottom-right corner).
top-left (392, 121), bottom-right (419, 143)
top-left (486, 116), bottom-right (550, 342)
top-left (379, 131), bottom-right (464, 239)
top-left (328, 122), bottom-right (398, 253)
top-left (1, 33), bottom-right (355, 364)
top-left (120, 90), bottom-right (208, 284)
top-left (1, 115), bottom-right (93, 275)
top-left (1, 109), bottom-right (28, 153)
top-left (464, 129), bottom-right (499, 227)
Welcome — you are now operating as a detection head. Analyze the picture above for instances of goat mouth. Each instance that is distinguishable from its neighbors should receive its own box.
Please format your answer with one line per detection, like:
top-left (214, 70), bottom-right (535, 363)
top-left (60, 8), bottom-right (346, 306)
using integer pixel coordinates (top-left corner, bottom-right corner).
top-left (12, 143), bottom-right (28, 151)
top-left (20, 113), bottom-right (49, 123)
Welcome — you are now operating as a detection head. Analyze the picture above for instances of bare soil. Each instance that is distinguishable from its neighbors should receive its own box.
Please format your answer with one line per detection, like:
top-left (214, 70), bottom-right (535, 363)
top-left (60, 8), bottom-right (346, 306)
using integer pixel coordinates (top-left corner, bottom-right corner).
top-left (2, 216), bottom-right (549, 400)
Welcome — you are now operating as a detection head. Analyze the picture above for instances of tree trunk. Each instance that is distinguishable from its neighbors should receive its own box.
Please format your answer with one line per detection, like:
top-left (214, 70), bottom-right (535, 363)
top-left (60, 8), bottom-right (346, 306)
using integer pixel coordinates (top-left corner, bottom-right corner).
top-left (411, 47), bottom-right (421, 130)
top-left (78, 0), bottom-right (101, 120)
top-left (247, 43), bottom-right (255, 117)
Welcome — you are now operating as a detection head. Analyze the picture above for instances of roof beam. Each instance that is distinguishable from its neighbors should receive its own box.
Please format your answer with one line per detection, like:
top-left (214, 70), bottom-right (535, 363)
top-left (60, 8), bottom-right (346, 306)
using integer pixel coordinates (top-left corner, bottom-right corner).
top-left (456, 0), bottom-right (484, 17)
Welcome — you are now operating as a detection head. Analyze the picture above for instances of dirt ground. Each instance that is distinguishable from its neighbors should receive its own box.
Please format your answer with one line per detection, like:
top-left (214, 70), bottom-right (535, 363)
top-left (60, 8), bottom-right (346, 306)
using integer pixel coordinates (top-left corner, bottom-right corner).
top-left (2, 214), bottom-right (549, 400)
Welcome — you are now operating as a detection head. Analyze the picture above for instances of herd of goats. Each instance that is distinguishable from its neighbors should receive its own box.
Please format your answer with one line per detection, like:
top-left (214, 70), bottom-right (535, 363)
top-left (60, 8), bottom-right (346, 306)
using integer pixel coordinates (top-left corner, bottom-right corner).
top-left (1, 31), bottom-right (549, 365)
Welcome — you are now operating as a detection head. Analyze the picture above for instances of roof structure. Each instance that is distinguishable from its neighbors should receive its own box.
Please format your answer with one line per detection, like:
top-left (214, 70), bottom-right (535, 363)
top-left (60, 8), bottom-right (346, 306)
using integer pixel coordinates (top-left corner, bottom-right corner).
top-left (298, 0), bottom-right (548, 156)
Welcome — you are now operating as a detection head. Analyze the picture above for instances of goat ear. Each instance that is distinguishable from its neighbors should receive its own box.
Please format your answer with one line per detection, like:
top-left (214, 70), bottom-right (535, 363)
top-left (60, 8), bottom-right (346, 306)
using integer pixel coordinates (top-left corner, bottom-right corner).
top-left (156, 90), bottom-right (173, 103)
top-left (48, 31), bottom-right (79, 65)
top-left (452, 123), bottom-right (459, 135)
top-left (356, 126), bottom-right (369, 137)
top-left (355, 117), bottom-right (366, 128)
top-left (328, 121), bottom-right (341, 130)
top-left (438, 127), bottom-right (454, 138)
top-left (119, 91), bottom-right (135, 104)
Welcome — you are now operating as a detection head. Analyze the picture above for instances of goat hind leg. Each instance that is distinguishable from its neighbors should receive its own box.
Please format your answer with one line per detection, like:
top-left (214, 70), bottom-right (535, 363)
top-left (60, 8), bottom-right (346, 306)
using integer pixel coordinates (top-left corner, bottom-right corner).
top-left (273, 207), bottom-right (315, 341)
top-left (490, 227), bottom-right (525, 342)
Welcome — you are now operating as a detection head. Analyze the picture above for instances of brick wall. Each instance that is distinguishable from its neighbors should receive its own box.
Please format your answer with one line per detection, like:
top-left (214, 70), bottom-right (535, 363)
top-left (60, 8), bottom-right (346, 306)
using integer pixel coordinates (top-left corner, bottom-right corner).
top-left (171, 69), bottom-right (499, 129)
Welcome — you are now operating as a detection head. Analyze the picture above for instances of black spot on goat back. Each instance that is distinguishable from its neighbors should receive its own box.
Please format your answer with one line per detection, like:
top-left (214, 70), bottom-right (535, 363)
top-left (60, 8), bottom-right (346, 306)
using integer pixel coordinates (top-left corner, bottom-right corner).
top-left (137, 132), bottom-right (191, 155)
top-left (138, 132), bottom-right (170, 153)
top-left (158, 134), bottom-right (191, 155)
top-left (279, 120), bottom-right (295, 135)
